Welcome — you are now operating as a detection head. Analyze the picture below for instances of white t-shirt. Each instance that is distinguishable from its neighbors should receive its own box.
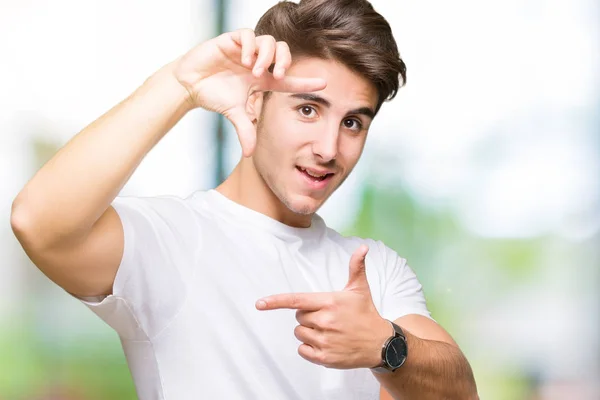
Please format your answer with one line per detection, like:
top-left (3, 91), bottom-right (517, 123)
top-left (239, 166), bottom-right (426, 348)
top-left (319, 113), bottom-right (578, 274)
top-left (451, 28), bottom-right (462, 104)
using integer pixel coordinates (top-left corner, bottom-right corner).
top-left (80, 189), bottom-right (431, 400)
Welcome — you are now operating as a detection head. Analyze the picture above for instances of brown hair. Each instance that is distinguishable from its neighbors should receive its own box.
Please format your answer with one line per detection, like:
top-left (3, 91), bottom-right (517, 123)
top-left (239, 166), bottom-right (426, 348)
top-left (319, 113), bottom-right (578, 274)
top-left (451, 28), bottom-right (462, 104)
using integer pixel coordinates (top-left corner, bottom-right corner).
top-left (255, 0), bottom-right (406, 114)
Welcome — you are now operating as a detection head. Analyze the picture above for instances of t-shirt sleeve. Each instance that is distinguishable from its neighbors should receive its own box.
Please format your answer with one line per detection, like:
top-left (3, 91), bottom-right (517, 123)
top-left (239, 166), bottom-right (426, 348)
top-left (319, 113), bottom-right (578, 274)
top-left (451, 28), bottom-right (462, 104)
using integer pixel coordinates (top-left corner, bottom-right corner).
top-left (377, 242), bottom-right (433, 322)
top-left (78, 195), bottom-right (200, 340)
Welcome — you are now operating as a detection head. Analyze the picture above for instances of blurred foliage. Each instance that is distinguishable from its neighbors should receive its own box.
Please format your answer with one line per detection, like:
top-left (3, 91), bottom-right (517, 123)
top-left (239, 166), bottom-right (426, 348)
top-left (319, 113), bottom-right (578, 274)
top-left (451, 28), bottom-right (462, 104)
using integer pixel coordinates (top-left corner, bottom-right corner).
top-left (0, 323), bottom-right (136, 399)
top-left (32, 139), bottom-right (61, 170)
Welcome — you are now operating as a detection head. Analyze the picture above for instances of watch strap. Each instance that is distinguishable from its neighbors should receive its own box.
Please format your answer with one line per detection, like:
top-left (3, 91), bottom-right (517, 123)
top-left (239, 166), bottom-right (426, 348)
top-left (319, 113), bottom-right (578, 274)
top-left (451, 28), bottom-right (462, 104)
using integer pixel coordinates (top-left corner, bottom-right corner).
top-left (371, 320), bottom-right (406, 373)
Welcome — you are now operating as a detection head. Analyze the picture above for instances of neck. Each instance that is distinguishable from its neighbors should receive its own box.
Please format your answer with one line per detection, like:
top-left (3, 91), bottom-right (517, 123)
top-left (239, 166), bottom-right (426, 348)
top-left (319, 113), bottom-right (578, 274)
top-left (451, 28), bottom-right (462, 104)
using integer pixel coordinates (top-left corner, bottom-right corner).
top-left (216, 157), bottom-right (313, 228)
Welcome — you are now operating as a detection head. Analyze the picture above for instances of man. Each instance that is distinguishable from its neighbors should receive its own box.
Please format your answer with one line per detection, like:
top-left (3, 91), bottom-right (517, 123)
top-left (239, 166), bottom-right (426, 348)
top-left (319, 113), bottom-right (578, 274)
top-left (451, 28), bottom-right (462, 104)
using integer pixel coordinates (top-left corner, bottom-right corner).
top-left (11, 0), bottom-right (478, 398)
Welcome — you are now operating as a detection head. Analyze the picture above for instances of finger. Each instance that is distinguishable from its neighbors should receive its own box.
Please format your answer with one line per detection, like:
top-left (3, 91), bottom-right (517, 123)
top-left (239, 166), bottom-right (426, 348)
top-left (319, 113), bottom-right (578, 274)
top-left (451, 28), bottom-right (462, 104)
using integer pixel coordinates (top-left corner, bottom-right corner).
top-left (224, 108), bottom-right (256, 157)
top-left (267, 75), bottom-right (327, 94)
top-left (344, 244), bottom-right (370, 291)
top-left (294, 325), bottom-right (320, 347)
top-left (238, 29), bottom-right (256, 67)
top-left (295, 310), bottom-right (319, 329)
top-left (298, 343), bottom-right (320, 365)
top-left (272, 41), bottom-right (291, 80)
top-left (228, 29), bottom-right (254, 65)
top-left (253, 35), bottom-right (277, 77)
top-left (256, 292), bottom-right (331, 311)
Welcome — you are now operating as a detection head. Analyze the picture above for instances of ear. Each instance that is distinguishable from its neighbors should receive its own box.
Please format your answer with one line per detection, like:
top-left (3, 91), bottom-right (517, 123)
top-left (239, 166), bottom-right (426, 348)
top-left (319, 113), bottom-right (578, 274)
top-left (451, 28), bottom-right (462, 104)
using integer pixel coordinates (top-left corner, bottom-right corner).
top-left (246, 91), bottom-right (265, 125)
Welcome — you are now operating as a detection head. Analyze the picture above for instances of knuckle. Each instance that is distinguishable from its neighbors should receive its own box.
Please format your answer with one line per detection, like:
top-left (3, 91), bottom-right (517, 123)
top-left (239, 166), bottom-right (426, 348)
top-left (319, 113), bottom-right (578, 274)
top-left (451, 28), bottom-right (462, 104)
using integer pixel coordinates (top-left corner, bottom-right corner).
top-left (316, 350), bottom-right (330, 365)
top-left (257, 34), bottom-right (276, 45)
top-left (276, 40), bottom-right (289, 49)
top-left (290, 295), bottom-right (301, 309)
top-left (318, 313), bottom-right (335, 330)
top-left (237, 28), bottom-right (254, 36)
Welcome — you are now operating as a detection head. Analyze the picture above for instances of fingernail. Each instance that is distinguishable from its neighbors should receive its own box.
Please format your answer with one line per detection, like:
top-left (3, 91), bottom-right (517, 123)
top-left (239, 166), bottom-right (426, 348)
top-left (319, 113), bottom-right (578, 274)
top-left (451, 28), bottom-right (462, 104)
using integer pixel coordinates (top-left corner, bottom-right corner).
top-left (256, 300), bottom-right (267, 309)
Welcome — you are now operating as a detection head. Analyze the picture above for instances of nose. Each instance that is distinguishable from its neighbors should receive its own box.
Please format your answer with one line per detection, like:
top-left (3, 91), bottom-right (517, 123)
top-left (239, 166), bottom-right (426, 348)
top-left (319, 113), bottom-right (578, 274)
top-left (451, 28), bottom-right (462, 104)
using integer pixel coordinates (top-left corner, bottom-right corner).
top-left (312, 124), bottom-right (339, 163)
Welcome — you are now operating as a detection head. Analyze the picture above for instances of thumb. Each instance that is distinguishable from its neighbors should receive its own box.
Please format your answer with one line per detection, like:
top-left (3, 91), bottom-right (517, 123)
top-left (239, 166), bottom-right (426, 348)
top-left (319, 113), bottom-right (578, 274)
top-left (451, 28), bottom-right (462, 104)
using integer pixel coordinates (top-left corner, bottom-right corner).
top-left (344, 244), bottom-right (370, 292)
top-left (225, 108), bottom-right (257, 157)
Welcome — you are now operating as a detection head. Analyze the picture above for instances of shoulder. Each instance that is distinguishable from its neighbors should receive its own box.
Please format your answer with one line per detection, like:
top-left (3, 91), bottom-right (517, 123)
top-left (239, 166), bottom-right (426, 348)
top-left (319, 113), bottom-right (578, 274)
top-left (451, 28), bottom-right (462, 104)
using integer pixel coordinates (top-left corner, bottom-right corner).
top-left (112, 190), bottom-right (215, 225)
top-left (111, 192), bottom-right (214, 252)
top-left (322, 226), bottom-right (398, 268)
top-left (321, 226), bottom-right (415, 283)
top-left (113, 192), bottom-right (196, 215)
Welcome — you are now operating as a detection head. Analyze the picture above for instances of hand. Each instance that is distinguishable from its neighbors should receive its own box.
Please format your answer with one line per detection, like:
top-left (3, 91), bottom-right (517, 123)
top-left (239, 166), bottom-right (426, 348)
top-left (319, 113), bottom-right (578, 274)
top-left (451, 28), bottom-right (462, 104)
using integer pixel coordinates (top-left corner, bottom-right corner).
top-left (172, 28), bottom-right (327, 157)
top-left (256, 245), bottom-right (393, 369)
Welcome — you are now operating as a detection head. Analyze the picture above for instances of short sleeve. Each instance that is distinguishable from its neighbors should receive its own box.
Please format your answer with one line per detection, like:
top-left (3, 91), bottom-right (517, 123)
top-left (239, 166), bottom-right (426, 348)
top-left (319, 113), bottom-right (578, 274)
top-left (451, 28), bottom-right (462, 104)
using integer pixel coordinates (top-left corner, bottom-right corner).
top-left (378, 242), bottom-right (433, 322)
top-left (79, 195), bottom-right (200, 340)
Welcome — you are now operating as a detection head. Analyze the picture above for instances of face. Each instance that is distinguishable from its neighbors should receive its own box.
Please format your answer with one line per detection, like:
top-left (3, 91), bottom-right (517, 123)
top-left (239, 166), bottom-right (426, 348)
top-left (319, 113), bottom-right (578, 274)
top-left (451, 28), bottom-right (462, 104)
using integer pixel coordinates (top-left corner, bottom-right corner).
top-left (250, 57), bottom-right (378, 216)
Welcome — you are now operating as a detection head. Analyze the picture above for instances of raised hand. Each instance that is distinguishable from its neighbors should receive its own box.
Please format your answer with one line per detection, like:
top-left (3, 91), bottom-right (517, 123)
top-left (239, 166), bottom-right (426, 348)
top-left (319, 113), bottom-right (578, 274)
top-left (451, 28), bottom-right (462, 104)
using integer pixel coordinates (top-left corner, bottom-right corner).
top-left (172, 28), bottom-right (327, 157)
top-left (256, 245), bottom-right (393, 369)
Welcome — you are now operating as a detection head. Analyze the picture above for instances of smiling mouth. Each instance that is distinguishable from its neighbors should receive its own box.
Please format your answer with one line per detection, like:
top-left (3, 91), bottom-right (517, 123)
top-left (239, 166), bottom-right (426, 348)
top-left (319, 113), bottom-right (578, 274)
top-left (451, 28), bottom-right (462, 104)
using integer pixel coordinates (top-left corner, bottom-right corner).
top-left (296, 166), bottom-right (334, 182)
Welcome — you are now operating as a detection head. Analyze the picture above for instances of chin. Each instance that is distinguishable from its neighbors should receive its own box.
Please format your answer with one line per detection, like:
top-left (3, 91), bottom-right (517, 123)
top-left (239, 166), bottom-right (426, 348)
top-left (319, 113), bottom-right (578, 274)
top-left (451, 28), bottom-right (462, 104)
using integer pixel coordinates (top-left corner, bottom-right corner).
top-left (281, 191), bottom-right (324, 216)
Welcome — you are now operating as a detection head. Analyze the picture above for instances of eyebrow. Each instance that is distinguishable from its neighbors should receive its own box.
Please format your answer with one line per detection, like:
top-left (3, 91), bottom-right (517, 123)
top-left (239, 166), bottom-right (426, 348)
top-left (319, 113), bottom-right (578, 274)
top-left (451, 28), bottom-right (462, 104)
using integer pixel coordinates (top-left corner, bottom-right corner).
top-left (288, 93), bottom-right (375, 120)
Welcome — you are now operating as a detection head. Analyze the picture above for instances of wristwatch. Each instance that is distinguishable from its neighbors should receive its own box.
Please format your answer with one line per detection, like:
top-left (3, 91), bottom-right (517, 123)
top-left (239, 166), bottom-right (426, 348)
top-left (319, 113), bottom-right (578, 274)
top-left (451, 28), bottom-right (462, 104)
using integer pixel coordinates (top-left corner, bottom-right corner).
top-left (371, 320), bottom-right (408, 373)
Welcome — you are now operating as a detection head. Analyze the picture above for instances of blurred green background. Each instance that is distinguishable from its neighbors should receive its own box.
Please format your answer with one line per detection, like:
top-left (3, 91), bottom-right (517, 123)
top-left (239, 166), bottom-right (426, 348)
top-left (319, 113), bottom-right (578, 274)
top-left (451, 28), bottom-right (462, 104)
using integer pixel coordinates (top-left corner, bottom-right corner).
top-left (1, 0), bottom-right (598, 399)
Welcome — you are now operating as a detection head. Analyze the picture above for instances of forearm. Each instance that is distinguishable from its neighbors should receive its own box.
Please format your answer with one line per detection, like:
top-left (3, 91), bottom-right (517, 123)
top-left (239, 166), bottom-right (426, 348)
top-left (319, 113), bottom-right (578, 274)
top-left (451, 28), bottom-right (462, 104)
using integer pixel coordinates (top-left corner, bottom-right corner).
top-left (11, 61), bottom-right (192, 247)
top-left (373, 329), bottom-right (478, 400)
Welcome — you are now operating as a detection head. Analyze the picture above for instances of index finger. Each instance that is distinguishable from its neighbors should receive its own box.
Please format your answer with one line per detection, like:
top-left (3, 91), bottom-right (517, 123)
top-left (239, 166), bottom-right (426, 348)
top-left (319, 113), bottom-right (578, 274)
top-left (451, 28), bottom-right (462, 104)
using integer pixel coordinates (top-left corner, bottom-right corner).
top-left (256, 292), bottom-right (330, 311)
top-left (266, 75), bottom-right (327, 94)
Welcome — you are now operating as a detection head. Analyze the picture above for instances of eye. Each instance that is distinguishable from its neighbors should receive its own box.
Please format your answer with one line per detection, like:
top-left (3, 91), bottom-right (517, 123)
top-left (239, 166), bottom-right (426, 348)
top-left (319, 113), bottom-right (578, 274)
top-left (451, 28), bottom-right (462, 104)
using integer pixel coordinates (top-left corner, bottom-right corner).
top-left (343, 118), bottom-right (363, 131)
top-left (298, 105), bottom-right (317, 119)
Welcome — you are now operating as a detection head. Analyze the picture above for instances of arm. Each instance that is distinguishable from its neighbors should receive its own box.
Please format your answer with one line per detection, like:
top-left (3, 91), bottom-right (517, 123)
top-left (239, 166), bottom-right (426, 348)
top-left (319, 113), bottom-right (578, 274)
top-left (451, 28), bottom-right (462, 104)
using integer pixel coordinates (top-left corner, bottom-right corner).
top-left (10, 29), bottom-right (326, 298)
top-left (10, 63), bottom-right (192, 297)
top-left (376, 315), bottom-right (478, 400)
top-left (255, 245), bottom-right (478, 399)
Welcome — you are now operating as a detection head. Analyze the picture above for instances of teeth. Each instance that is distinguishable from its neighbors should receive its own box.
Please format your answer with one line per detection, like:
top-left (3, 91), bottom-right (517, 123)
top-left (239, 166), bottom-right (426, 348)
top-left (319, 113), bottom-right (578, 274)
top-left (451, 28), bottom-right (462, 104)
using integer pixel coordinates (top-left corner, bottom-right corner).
top-left (300, 167), bottom-right (327, 178)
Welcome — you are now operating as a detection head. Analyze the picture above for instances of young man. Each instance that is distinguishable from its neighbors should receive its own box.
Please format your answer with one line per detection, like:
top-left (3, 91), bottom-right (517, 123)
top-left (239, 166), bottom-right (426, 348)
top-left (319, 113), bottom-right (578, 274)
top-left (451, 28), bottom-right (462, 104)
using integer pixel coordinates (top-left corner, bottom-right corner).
top-left (11, 0), bottom-right (478, 399)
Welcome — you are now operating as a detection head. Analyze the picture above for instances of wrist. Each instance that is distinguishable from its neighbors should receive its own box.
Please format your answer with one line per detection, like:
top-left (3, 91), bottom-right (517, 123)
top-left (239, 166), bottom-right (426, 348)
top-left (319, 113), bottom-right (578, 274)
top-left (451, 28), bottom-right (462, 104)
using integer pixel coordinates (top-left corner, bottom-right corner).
top-left (145, 60), bottom-right (196, 115)
top-left (370, 319), bottom-right (408, 373)
top-left (369, 318), bottom-right (395, 368)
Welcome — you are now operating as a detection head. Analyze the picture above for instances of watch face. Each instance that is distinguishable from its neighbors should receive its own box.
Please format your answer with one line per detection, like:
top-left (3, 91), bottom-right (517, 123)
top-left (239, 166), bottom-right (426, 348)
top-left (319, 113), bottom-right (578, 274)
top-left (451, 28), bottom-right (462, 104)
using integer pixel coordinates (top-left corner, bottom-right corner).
top-left (385, 337), bottom-right (407, 368)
